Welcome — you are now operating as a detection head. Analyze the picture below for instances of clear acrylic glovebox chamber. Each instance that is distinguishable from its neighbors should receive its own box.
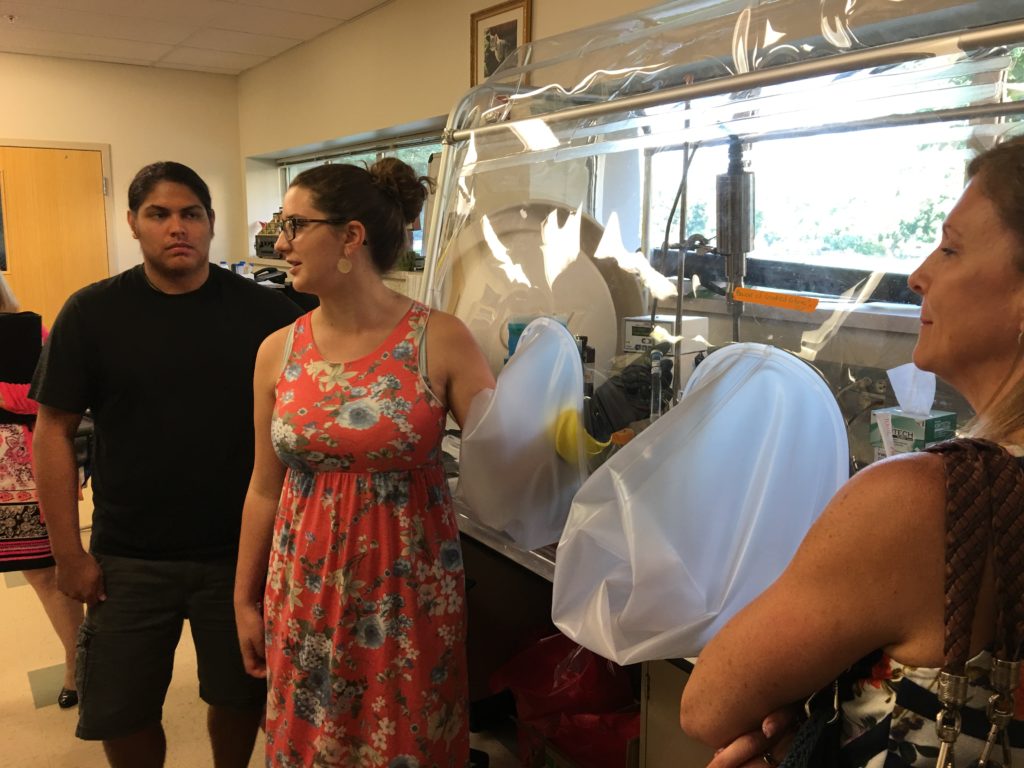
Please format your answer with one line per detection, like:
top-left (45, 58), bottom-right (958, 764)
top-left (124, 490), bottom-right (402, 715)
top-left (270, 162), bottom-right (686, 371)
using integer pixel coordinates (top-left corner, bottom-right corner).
top-left (422, 0), bottom-right (1024, 474)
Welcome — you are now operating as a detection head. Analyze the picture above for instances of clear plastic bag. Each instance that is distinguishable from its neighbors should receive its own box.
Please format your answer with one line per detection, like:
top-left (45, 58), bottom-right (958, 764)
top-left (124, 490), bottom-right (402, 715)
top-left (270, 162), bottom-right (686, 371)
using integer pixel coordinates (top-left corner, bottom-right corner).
top-left (456, 317), bottom-right (587, 550)
top-left (552, 343), bottom-right (849, 663)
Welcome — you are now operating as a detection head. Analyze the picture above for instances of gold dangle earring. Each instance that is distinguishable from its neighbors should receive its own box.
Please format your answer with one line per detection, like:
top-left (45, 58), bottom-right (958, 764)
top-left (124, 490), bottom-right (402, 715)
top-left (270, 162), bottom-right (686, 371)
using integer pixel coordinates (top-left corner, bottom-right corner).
top-left (337, 227), bottom-right (361, 274)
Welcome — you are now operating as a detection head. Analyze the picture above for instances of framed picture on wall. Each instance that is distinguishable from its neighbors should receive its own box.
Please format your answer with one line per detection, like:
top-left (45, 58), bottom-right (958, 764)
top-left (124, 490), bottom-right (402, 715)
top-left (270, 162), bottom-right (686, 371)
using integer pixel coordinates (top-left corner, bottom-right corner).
top-left (470, 0), bottom-right (532, 86)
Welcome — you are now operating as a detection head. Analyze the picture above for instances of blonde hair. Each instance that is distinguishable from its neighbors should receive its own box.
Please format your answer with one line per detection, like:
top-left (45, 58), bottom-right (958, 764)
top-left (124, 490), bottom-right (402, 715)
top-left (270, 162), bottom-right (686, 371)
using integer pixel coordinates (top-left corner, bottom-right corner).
top-left (968, 347), bottom-right (1024, 443)
top-left (961, 137), bottom-right (1024, 443)
top-left (0, 272), bottom-right (19, 314)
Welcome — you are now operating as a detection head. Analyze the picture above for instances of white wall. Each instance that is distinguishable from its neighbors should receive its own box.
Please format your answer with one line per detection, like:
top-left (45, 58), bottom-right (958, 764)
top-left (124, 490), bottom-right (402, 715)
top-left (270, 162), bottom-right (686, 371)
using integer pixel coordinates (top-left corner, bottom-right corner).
top-left (237, 0), bottom-right (656, 159)
top-left (0, 52), bottom-right (242, 272)
top-left (1, 1), bottom-right (659, 268)
top-left (235, 0), bottom-right (657, 248)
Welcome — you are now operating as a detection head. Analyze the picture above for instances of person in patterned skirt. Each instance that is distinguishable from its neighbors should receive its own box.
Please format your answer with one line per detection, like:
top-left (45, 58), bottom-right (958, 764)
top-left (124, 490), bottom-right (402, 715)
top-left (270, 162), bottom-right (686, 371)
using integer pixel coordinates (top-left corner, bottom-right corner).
top-left (0, 273), bottom-right (83, 709)
top-left (235, 157), bottom-right (495, 767)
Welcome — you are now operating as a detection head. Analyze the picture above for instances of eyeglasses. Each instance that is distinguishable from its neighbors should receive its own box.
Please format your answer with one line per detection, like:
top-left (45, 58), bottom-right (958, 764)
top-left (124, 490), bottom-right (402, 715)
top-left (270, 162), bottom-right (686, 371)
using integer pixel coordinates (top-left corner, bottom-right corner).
top-left (279, 216), bottom-right (346, 242)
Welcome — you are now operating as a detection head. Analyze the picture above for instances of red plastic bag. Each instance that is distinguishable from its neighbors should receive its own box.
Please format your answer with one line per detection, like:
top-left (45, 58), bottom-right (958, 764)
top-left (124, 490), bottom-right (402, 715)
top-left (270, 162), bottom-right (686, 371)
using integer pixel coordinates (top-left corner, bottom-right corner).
top-left (549, 711), bottom-right (641, 768)
top-left (490, 633), bottom-right (635, 723)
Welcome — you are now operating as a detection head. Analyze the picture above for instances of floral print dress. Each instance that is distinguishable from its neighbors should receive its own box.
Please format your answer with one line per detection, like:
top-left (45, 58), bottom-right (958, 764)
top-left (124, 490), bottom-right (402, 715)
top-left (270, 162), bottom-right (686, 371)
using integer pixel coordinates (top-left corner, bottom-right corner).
top-left (840, 652), bottom-right (1024, 766)
top-left (0, 417), bottom-right (50, 571)
top-left (264, 303), bottom-right (468, 768)
top-left (0, 323), bottom-right (53, 572)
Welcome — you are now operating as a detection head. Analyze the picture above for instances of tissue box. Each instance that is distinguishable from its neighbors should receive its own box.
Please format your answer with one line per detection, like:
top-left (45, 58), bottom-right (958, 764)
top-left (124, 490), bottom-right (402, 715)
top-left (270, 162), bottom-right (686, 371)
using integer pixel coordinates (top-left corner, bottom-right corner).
top-left (868, 407), bottom-right (957, 460)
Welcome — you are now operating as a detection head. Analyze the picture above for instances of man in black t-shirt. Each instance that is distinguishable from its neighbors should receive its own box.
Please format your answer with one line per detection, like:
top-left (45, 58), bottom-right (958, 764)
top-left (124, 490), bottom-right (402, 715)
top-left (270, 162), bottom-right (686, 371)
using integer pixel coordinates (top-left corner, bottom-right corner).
top-left (31, 162), bottom-right (301, 768)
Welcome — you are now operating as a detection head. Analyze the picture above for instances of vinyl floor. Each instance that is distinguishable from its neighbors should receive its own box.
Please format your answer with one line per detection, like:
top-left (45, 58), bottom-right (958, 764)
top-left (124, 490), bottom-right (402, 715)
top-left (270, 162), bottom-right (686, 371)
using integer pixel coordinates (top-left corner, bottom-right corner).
top-left (0, 487), bottom-right (521, 767)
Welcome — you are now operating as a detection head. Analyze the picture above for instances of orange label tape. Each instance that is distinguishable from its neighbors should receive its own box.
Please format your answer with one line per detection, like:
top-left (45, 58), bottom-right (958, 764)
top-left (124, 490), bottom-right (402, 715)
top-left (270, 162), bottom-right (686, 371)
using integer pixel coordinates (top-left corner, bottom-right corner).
top-left (732, 286), bottom-right (819, 313)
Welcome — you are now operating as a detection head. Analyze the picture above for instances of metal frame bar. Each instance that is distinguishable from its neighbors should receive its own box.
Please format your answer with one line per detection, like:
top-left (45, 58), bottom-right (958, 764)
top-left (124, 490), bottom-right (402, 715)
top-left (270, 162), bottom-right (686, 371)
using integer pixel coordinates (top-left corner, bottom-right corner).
top-left (422, 19), bottom-right (1024, 303)
top-left (446, 21), bottom-right (1024, 143)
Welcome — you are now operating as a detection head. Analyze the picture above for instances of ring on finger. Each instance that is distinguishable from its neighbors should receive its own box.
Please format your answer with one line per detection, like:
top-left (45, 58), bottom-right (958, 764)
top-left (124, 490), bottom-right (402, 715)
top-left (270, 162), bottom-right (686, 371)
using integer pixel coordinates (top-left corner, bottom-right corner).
top-left (762, 752), bottom-right (779, 767)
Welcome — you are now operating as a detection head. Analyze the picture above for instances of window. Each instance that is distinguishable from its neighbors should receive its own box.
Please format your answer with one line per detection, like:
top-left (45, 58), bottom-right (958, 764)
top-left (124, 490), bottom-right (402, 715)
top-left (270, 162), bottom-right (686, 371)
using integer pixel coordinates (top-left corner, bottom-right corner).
top-left (642, 47), bottom-right (1024, 300)
top-left (649, 129), bottom-right (968, 276)
top-left (280, 137), bottom-right (443, 262)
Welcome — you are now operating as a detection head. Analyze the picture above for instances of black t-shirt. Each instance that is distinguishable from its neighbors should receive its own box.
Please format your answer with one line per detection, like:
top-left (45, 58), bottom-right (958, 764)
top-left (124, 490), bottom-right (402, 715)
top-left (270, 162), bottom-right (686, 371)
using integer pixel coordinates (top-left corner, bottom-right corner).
top-left (0, 311), bottom-right (42, 426)
top-left (30, 265), bottom-right (303, 561)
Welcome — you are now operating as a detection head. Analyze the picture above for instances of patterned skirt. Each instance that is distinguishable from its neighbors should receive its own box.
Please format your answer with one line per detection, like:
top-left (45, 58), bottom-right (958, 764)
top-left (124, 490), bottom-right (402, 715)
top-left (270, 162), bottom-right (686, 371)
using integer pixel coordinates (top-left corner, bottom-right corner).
top-left (0, 423), bottom-right (54, 572)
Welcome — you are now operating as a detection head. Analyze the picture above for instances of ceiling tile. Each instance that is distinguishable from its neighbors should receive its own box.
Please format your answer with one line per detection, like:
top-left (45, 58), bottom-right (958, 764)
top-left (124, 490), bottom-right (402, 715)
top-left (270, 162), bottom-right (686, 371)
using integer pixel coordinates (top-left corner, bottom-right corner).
top-left (233, 0), bottom-right (389, 22)
top-left (158, 44), bottom-right (264, 72)
top-left (184, 27), bottom-right (296, 57)
top-left (154, 60), bottom-right (242, 76)
top-left (0, 0), bottom-right (392, 74)
top-left (203, 3), bottom-right (338, 38)
top-left (0, 26), bottom-right (171, 62)
top-left (0, 44), bottom-right (155, 68)
top-left (3, 0), bottom-right (228, 24)
top-left (0, 1), bottom-right (192, 44)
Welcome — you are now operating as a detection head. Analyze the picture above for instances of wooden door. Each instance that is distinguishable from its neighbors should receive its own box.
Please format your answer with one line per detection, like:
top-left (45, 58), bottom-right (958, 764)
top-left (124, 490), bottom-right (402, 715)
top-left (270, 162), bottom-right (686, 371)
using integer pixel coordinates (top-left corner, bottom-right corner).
top-left (0, 146), bottom-right (110, 327)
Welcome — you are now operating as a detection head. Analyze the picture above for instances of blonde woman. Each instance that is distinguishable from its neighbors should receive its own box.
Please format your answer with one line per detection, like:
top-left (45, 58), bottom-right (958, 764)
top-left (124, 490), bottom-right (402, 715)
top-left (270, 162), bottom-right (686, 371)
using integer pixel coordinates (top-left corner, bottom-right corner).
top-left (681, 138), bottom-right (1024, 767)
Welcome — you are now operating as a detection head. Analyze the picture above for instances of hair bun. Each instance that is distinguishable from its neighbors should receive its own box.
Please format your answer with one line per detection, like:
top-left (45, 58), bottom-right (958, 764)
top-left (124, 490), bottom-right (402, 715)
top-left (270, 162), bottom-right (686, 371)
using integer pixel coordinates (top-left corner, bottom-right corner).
top-left (369, 157), bottom-right (435, 223)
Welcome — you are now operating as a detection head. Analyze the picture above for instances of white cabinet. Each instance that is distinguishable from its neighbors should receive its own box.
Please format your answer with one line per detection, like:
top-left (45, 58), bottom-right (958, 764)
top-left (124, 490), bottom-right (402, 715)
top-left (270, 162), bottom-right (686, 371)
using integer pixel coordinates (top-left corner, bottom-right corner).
top-left (383, 270), bottom-right (424, 300)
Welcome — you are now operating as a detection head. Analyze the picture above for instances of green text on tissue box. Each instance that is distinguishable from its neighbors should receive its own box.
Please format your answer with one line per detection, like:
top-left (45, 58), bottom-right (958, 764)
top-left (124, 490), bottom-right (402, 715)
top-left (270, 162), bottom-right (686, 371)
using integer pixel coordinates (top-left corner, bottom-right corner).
top-left (868, 407), bottom-right (957, 461)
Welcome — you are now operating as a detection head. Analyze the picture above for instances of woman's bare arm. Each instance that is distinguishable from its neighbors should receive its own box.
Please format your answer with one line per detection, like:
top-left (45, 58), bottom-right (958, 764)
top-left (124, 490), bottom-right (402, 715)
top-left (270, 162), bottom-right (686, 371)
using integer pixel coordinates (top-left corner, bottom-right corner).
top-left (425, 311), bottom-right (495, 428)
top-left (234, 327), bottom-right (290, 678)
top-left (680, 452), bottom-right (947, 749)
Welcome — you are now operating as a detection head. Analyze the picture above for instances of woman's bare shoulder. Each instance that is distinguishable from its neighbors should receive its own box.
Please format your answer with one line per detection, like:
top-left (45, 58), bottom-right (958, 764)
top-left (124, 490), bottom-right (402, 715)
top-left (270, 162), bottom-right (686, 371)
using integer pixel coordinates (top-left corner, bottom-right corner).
top-left (258, 324), bottom-right (292, 358)
top-left (831, 451), bottom-right (946, 518)
top-left (782, 451), bottom-right (949, 616)
top-left (253, 324), bottom-right (295, 382)
top-left (863, 449), bottom-right (944, 482)
top-left (424, 307), bottom-right (473, 339)
top-left (423, 308), bottom-right (484, 363)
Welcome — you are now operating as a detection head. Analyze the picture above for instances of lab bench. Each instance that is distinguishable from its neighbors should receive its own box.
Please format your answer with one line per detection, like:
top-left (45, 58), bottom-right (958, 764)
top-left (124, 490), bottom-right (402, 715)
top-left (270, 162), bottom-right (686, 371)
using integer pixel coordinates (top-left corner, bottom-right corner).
top-left (457, 512), bottom-right (713, 767)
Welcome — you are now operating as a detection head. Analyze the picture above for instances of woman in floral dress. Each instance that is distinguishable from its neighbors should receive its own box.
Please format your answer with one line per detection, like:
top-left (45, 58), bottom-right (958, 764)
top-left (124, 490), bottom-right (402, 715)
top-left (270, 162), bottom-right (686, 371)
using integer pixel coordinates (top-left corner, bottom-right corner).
top-left (235, 158), bottom-right (494, 768)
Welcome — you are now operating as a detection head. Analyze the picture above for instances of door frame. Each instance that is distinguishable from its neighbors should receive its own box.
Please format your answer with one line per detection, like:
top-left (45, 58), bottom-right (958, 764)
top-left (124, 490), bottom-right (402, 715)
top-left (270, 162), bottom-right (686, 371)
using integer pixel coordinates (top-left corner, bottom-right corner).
top-left (0, 138), bottom-right (116, 277)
